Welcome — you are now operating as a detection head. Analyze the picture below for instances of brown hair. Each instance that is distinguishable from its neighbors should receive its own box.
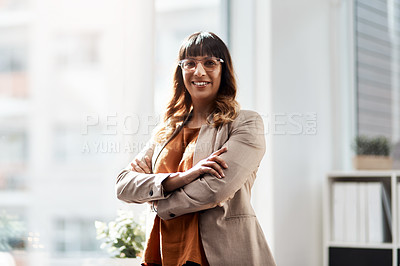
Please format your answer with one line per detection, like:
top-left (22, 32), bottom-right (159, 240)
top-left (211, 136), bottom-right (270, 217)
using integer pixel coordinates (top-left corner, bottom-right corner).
top-left (154, 31), bottom-right (239, 143)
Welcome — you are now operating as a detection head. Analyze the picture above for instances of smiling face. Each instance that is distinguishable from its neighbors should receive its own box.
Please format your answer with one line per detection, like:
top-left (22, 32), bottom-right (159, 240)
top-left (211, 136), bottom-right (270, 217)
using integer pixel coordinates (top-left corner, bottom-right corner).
top-left (182, 55), bottom-right (222, 108)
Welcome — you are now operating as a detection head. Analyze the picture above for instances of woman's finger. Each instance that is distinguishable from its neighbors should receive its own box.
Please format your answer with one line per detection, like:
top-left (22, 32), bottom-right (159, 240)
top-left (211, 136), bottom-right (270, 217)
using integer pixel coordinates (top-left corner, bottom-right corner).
top-left (130, 162), bottom-right (138, 171)
top-left (203, 161), bottom-right (225, 177)
top-left (135, 158), bottom-right (151, 174)
top-left (211, 146), bottom-right (228, 157)
top-left (208, 155), bottom-right (228, 169)
top-left (144, 156), bottom-right (152, 171)
top-left (132, 164), bottom-right (145, 173)
top-left (202, 166), bottom-right (222, 179)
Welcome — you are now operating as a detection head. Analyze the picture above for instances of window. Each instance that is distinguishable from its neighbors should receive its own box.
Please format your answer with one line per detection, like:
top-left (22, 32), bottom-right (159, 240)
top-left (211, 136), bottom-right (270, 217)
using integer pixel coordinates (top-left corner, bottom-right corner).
top-left (0, 129), bottom-right (27, 190)
top-left (154, 0), bottom-right (228, 114)
top-left (0, 0), bottom-right (28, 10)
top-left (354, 0), bottom-right (400, 141)
top-left (0, 27), bottom-right (28, 98)
top-left (53, 125), bottom-right (114, 164)
top-left (54, 33), bottom-right (100, 69)
top-left (0, 2), bottom-right (230, 264)
top-left (53, 218), bottom-right (101, 254)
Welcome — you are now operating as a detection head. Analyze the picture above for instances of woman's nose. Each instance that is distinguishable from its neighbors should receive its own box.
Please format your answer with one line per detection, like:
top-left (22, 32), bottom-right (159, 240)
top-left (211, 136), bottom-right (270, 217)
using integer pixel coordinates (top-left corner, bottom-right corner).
top-left (194, 62), bottom-right (206, 76)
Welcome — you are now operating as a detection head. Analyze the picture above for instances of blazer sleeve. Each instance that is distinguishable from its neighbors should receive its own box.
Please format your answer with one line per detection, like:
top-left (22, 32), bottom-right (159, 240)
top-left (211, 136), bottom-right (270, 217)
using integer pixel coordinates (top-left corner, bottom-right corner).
top-left (116, 138), bottom-right (172, 204)
top-left (156, 111), bottom-right (266, 220)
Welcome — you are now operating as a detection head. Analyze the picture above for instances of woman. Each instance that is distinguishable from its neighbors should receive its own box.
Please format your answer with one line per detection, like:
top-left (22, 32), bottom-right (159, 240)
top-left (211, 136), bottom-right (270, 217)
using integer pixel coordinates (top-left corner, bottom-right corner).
top-left (116, 31), bottom-right (276, 266)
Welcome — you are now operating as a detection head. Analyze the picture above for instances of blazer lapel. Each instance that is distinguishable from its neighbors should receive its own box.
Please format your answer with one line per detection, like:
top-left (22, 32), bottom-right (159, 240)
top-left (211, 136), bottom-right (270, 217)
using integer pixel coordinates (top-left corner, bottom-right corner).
top-left (151, 112), bottom-right (192, 171)
top-left (194, 114), bottom-right (231, 165)
top-left (193, 124), bottom-right (216, 165)
top-left (152, 111), bottom-right (229, 170)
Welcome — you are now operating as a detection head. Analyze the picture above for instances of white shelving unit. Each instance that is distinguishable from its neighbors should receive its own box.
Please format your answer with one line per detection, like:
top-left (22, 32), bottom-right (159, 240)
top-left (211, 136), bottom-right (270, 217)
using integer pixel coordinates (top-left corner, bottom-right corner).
top-left (324, 171), bottom-right (400, 266)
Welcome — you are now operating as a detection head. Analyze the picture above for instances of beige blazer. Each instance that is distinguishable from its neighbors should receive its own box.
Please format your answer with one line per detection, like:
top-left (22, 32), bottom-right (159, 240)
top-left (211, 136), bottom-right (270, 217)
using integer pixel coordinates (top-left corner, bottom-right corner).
top-left (116, 110), bottom-right (276, 266)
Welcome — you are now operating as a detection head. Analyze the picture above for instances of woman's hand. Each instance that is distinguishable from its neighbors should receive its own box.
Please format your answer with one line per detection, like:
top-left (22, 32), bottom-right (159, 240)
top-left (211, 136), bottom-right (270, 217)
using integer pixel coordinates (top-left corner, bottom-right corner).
top-left (162, 147), bottom-right (229, 193)
top-left (184, 146), bottom-right (228, 181)
top-left (131, 156), bottom-right (152, 174)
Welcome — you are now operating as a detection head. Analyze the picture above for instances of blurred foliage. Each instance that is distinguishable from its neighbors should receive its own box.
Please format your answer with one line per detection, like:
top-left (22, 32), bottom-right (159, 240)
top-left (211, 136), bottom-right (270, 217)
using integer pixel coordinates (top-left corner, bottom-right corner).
top-left (353, 135), bottom-right (391, 156)
top-left (95, 210), bottom-right (145, 258)
top-left (0, 211), bottom-right (25, 252)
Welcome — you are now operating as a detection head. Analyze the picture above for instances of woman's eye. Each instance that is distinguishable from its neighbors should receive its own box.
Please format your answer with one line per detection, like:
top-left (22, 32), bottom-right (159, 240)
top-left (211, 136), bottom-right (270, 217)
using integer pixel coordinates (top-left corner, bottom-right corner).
top-left (204, 60), bottom-right (216, 66)
top-left (185, 61), bottom-right (196, 68)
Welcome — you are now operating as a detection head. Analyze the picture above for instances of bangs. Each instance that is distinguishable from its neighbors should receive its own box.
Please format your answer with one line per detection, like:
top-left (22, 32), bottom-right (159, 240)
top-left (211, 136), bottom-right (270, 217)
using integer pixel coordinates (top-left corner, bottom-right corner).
top-left (180, 32), bottom-right (225, 59)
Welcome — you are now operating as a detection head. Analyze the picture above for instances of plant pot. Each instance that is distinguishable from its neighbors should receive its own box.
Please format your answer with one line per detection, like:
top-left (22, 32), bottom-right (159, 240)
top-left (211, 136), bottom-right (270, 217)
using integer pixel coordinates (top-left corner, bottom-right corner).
top-left (0, 252), bottom-right (16, 266)
top-left (82, 257), bottom-right (142, 266)
top-left (353, 155), bottom-right (393, 170)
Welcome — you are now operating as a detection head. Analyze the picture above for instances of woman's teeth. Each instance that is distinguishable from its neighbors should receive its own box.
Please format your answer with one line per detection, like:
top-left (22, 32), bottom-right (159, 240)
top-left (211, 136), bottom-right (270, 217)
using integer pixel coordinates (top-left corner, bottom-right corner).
top-left (193, 82), bottom-right (209, 86)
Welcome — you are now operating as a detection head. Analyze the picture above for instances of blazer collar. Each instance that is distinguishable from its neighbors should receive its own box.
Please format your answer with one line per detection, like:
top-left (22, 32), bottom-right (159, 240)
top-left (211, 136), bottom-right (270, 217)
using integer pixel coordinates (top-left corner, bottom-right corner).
top-left (181, 109), bottom-right (215, 127)
top-left (152, 109), bottom-right (215, 170)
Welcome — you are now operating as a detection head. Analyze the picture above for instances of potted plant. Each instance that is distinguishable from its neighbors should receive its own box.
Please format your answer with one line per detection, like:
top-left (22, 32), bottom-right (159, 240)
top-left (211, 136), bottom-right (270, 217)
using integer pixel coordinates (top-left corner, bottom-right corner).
top-left (0, 211), bottom-right (25, 266)
top-left (94, 210), bottom-right (145, 266)
top-left (352, 135), bottom-right (392, 170)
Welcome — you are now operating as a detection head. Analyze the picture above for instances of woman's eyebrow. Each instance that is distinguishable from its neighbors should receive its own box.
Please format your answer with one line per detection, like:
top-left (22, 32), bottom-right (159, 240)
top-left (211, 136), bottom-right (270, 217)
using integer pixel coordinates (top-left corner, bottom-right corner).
top-left (185, 56), bottom-right (214, 60)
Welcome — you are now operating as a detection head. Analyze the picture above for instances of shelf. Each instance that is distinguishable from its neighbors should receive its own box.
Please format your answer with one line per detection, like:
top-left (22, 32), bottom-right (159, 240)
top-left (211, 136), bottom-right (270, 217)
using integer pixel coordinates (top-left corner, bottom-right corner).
top-left (329, 247), bottom-right (392, 266)
top-left (324, 171), bottom-right (400, 266)
top-left (328, 241), bottom-right (394, 249)
top-left (328, 171), bottom-right (399, 177)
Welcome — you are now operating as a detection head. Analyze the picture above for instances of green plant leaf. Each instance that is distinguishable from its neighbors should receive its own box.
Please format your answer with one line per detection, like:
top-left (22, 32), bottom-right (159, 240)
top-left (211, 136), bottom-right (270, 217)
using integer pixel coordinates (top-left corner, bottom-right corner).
top-left (96, 210), bottom-right (145, 258)
top-left (353, 135), bottom-right (392, 156)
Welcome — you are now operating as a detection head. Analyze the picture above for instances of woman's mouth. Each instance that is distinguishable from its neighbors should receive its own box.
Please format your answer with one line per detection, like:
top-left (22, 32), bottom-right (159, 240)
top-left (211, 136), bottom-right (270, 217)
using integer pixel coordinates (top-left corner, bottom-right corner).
top-left (192, 81), bottom-right (211, 87)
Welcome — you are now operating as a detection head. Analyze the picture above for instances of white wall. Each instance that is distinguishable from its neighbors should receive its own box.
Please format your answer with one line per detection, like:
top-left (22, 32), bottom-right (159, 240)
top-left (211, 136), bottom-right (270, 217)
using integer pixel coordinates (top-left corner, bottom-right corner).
top-left (231, 0), bottom-right (336, 265)
top-left (229, 0), bottom-right (276, 257)
top-left (269, 1), bottom-right (332, 265)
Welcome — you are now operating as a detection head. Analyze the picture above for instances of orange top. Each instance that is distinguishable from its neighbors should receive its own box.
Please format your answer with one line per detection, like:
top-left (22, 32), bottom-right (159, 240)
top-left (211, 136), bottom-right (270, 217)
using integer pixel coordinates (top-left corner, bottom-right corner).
top-left (142, 127), bottom-right (209, 266)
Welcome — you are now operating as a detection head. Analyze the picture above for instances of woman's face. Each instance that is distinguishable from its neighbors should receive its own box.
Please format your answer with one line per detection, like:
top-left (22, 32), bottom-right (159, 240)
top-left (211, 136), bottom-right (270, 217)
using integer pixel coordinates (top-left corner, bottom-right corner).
top-left (182, 55), bottom-right (222, 108)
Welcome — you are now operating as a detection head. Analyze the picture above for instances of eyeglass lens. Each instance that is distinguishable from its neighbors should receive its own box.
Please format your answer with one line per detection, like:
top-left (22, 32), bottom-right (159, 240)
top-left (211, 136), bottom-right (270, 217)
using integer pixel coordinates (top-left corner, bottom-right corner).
top-left (181, 58), bottom-right (221, 72)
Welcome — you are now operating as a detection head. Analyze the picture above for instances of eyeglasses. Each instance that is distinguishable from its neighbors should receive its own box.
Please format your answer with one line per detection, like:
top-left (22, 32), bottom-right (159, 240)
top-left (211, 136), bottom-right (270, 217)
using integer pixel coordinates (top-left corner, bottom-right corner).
top-left (178, 57), bottom-right (224, 72)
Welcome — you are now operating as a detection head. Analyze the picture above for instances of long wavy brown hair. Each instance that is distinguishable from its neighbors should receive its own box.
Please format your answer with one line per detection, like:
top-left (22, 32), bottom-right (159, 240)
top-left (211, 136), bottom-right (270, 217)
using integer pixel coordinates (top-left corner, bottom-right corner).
top-left (154, 31), bottom-right (240, 143)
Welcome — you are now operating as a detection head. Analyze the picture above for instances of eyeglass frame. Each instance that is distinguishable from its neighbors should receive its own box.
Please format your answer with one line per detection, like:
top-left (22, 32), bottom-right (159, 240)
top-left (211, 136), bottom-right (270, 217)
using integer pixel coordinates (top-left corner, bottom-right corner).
top-left (178, 57), bottom-right (224, 72)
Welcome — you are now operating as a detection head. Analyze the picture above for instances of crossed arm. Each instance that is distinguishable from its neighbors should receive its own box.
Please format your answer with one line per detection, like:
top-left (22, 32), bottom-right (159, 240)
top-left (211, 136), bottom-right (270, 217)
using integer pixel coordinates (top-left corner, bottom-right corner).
top-left (116, 136), bottom-right (228, 204)
top-left (131, 147), bottom-right (228, 192)
top-left (116, 111), bottom-right (265, 220)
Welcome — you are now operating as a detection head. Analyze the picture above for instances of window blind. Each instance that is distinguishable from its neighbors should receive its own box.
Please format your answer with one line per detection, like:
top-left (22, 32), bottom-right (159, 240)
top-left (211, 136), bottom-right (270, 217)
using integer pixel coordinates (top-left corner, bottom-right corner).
top-left (355, 0), bottom-right (400, 139)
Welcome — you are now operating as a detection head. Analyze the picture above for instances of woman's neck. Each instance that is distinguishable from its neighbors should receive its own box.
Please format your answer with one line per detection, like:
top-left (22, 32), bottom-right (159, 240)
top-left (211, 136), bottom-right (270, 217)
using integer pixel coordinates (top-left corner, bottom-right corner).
top-left (187, 105), bottom-right (213, 128)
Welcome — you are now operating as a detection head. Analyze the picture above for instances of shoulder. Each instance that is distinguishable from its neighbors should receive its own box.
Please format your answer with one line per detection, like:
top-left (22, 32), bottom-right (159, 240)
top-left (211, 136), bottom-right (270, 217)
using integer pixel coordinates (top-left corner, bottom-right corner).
top-left (226, 109), bottom-right (265, 148)
top-left (227, 109), bottom-right (265, 135)
top-left (232, 109), bottom-right (264, 127)
top-left (236, 109), bottom-right (262, 120)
